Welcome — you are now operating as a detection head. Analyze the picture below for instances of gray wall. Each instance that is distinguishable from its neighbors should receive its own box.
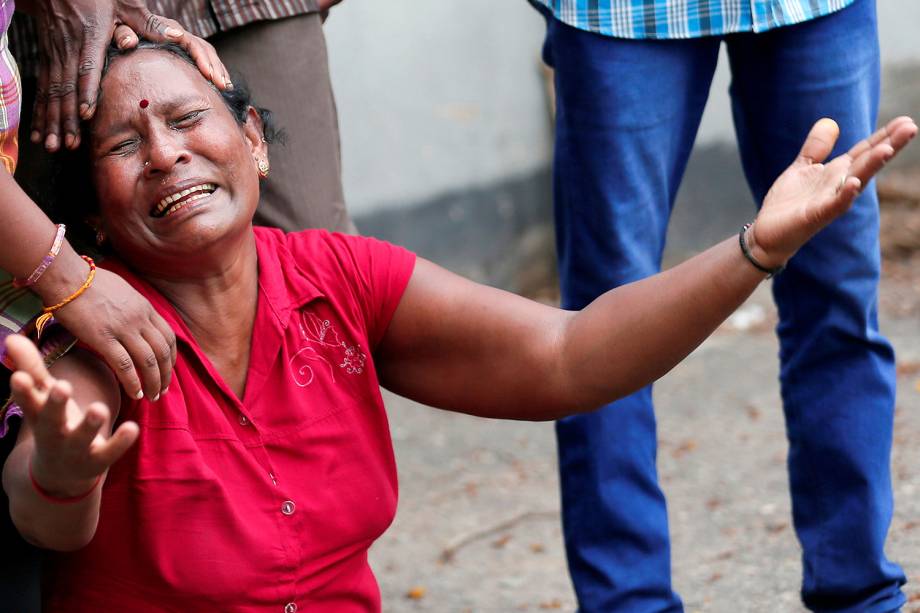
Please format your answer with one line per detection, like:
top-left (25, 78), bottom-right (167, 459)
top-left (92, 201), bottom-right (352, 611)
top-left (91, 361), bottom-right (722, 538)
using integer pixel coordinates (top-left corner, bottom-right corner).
top-left (325, 2), bottom-right (551, 218)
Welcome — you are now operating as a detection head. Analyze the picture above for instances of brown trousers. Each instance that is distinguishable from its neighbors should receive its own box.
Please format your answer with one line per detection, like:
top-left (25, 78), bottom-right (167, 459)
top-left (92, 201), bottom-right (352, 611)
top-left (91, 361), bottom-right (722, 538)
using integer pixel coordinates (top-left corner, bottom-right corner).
top-left (210, 13), bottom-right (355, 234)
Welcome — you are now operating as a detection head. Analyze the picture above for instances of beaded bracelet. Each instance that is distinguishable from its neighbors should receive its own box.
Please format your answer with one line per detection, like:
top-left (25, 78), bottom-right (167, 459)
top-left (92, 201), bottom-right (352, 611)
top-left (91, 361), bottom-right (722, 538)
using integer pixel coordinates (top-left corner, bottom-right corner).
top-left (13, 224), bottom-right (67, 289)
top-left (29, 462), bottom-right (101, 505)
top-left (35, 255), bottom-right (96, 338)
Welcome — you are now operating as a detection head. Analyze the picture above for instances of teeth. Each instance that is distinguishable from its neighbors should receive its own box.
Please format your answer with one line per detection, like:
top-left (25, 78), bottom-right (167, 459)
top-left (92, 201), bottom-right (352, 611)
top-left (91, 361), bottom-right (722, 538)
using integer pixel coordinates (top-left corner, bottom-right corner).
top-left (153, 183), bottom-right (215, 216)
top-left (163, 192), bottom-right (211, 217)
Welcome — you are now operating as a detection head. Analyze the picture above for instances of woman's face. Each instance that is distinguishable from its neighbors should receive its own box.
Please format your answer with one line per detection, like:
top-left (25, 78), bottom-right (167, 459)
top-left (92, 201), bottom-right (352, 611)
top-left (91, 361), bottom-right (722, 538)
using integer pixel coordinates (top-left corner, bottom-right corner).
top-left (89, 50), bottom-right (266, 274)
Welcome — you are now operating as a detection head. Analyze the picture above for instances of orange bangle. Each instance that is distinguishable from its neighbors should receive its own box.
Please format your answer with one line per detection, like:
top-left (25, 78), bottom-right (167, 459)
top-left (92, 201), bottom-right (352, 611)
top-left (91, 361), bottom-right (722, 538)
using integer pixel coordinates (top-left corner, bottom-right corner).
top-left (35, 255), bottom-right (96, 338)
top-left (29, 463), bottom-right (101, 505)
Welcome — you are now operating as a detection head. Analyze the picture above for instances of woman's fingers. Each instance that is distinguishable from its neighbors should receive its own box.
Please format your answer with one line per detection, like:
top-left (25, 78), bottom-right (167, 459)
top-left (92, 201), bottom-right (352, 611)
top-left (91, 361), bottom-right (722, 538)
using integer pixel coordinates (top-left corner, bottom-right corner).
top-left (151, 314), bottom-right (178, 369)
top-left (90, 419), bottom-right (140, 470)
top-left (58, 37), bottom-right (83, 150)
top-left (831, 119), bottom-right (916, 191)
top-left (35, 379), bottom-right (72, 438)
top-left (31, 47), bottom-right (50, 145)
top-left (118, 333), bottom-right (162, 401)
top-left (142, 323), bottom-right (174, 396)
top-left (811, 118), bottom-right (914, 227)
top-left (5, 335), bottom-right (52, 390)
top-left (845, 116), bottom-right (917, 163)
top-left (53, 268), bottom-right (172, 400)
top-left (884, 118), bottom-right (919, 155)
top-left (847, 143), bottom-right (895, 187)
top-left (113, 24), bottom-right (139, 50)
top-left (74, 19), bottom-right (111, 123)
top-left (805, 156), bottom-right (858, 227)
top-left (847, 117), bottom-right (905, 159)
top-left (9, 371), bottom-right (47, 423)
top-left (794, 116), bottom-right (916, 178)
top-left (116, 6), bottom-right (231, 91)
top-left (41, 41), bottom-right (65, 152)
top-left (150, 313), bottom-right (177, 390)
top-left (795, 118), bottom-right (840, 165)
top-left (68, 402), bottom-right (109, 451)
top-left (8, 374), bottom-right (77, 446)
top-left (183, 35), bottom-right (232, 91)
top-left (94, 339), bottom-right (144, 400)
top-left (166, 25), bottom-right (231, 91)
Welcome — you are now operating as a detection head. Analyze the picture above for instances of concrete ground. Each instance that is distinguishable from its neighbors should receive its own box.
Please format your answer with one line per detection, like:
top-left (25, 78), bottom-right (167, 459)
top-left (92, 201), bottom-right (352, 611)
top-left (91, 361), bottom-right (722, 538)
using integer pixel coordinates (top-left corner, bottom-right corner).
top-left (369, 269), bottom-right (920, 612)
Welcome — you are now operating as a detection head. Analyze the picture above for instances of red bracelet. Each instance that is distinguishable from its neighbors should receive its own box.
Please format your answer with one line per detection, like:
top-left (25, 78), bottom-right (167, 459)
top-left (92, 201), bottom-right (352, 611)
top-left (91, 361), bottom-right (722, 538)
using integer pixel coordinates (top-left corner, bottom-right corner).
top-left (29, 463), bottom-right (101, 505)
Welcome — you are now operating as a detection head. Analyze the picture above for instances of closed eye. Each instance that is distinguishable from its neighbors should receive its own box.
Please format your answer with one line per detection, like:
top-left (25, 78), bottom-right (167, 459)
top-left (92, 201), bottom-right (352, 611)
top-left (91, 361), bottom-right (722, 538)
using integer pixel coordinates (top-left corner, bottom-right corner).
top-left (108, 139), bottom-right (138, 156)
top-left (171, 109), bottom-right (207, 129)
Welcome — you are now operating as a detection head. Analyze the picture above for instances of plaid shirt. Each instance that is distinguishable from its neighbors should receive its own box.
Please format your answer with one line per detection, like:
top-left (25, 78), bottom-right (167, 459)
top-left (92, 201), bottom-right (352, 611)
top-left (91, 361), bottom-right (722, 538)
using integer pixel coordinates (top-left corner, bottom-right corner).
top-left (531, 0), bottom-right (857, 38)
top-left (0, 0), bottom-right (18, 174)
top-left (147, 0), bottom-right (320, 39)
top-left (10, 0), bottom-right (322, 78)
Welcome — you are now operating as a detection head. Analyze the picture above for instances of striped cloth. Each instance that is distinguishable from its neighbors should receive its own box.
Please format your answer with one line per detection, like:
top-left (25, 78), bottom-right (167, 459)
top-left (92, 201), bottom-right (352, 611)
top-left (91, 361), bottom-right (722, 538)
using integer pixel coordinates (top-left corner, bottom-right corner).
top-left (0, 0), bottom-right (27, 373)
top-left (149, 0), bottom-right (321, 39)
top-left (530, 0), bottom-right (857, 38)
top-left (0, 0), bottom-right (19, 174)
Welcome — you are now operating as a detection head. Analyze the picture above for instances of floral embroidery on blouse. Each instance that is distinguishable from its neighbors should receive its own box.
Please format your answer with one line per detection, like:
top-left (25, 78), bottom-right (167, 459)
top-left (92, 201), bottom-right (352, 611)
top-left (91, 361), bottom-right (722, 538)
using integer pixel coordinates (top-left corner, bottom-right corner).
top-left (289, 311), bottom-right (366, 387)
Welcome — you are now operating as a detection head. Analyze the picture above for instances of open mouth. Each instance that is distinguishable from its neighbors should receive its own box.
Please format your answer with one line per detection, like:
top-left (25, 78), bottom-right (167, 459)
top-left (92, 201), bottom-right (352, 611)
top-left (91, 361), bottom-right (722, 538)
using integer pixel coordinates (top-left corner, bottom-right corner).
top-left (151, 183), bottom-right (217, 218)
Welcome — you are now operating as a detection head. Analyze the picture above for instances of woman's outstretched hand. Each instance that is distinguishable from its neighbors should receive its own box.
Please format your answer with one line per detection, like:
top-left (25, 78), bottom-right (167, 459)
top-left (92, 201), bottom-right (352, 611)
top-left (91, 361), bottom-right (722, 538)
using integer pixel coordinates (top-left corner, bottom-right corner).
top-left (5, 334), bottom-right (137, 500)
top-left (749, 116), bottom-right (917, 269)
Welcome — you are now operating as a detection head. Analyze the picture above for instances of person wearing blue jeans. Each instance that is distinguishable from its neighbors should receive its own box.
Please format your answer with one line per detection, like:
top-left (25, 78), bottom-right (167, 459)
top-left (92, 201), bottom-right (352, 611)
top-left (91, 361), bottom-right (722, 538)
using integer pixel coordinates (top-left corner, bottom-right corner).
top-left (530, 0), bottom-right (906, 610)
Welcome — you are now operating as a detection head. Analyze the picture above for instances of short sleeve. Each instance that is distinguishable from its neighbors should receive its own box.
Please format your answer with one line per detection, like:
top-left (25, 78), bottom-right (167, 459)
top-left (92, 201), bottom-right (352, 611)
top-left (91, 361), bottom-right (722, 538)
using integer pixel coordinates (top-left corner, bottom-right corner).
top-left (332, 234), bottom-right (416, 349)
top-left (284, 231), bottom-right (416, 350)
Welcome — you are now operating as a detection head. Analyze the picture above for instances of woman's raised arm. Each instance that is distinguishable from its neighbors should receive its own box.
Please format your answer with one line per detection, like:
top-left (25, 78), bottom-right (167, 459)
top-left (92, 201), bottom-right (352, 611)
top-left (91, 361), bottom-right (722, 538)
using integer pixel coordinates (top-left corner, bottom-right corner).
top-left (377, 117), bottom-right (917, 420)
top-left (2, 335), bottom-right (131, 551)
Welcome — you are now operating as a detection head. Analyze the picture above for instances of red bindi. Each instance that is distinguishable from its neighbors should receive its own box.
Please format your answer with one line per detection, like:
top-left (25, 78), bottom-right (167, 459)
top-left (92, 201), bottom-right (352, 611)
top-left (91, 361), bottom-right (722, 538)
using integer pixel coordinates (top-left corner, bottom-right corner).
top-left (139, 99), bottom-right (149, 109)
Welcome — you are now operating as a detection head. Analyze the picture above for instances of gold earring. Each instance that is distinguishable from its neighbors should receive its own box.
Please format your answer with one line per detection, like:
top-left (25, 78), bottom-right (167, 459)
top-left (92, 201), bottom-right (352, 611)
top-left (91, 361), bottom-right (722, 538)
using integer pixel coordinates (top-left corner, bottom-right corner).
top-left (257, 158), bottom-right (270, 178)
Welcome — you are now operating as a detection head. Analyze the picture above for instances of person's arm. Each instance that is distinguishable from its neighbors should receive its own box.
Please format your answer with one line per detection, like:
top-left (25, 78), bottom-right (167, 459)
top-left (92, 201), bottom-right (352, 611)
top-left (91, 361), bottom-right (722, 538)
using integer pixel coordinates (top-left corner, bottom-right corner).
top-left (377, 117), bottom-right (917, 420)
top-left (15, 0), bottom-right (231, 151)
top-left (2, 335), bottom-right (131, 551)
top-left (1, 170), bottom-right (175, 400)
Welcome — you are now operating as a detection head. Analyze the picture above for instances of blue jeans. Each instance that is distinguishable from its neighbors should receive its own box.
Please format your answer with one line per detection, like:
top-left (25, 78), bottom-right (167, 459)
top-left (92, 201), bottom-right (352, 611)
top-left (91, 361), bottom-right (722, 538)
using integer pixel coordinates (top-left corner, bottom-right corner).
top-left (540, 1), bottom-right (906, 611)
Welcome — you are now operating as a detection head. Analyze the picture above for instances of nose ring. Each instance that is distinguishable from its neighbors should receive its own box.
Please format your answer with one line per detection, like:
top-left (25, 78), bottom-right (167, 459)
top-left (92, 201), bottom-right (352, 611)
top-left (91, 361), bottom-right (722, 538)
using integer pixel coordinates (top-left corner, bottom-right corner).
top-left (144, 161), bottom-right (150, 167)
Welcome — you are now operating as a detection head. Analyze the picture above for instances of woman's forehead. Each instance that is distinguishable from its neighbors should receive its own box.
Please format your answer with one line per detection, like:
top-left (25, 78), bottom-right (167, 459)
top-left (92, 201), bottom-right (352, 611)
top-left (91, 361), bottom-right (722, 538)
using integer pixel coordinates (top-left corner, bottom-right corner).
top-left (93, 51), bottom-right (218, 132)
top-left (100, 51), bottom-right (214, 109)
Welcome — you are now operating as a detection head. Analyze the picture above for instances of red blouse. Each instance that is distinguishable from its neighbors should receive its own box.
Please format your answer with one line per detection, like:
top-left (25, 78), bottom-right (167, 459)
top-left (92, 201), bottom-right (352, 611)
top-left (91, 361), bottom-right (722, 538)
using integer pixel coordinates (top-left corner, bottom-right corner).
top-left (45, 228), bottom-right (416, 612)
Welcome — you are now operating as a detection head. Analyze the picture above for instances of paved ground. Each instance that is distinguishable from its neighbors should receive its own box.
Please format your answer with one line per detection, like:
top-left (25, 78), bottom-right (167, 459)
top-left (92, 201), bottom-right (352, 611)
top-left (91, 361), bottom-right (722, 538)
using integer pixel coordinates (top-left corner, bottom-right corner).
top-left (369, 270), bottom-right (920, 612)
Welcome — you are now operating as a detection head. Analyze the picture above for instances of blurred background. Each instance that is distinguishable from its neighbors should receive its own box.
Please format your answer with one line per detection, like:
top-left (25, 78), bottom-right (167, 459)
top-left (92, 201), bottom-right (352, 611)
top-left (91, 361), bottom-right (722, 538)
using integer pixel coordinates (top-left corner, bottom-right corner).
top-left (320, 3), bottom-right (920, 611)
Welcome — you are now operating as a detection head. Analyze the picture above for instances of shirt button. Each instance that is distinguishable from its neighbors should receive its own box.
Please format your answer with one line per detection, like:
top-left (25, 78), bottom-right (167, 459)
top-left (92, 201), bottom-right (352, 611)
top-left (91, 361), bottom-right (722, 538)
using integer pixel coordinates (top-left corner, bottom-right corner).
top-left (281, 500), bottom-right (296, 515)
top-left (284, 603), bottom-right (297, 613)
top-left (238, 414), bottom-right (249, 426)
